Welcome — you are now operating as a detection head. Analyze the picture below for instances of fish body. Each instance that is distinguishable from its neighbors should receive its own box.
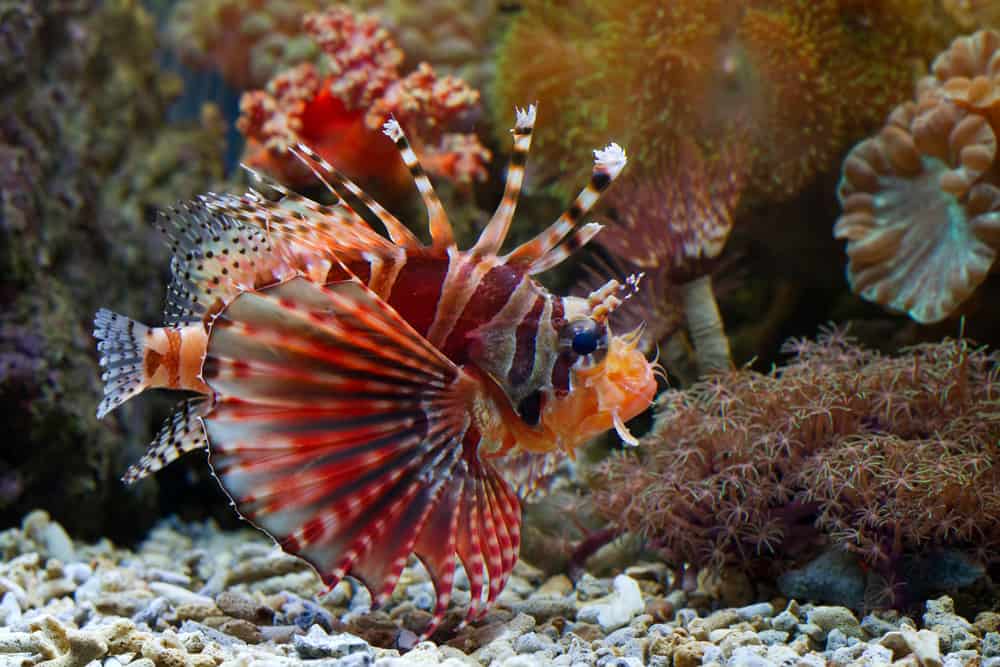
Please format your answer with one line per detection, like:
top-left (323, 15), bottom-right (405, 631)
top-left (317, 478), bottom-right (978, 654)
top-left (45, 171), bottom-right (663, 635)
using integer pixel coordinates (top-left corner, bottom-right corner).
top-left (94, 106), bottom-right (656, 632)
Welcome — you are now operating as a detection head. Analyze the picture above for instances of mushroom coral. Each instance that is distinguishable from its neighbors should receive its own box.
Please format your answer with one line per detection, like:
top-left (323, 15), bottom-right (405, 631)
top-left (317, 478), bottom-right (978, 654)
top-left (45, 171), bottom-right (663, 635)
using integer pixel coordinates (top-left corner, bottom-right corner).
top-left (237, 6), bottom-right (490, 191)
top-left (166, 0), bottom-right (324, 90)
top-left (594, 329), bottom-right (1000, 603)
top-left (835, 30), bottom-right (1000, 323)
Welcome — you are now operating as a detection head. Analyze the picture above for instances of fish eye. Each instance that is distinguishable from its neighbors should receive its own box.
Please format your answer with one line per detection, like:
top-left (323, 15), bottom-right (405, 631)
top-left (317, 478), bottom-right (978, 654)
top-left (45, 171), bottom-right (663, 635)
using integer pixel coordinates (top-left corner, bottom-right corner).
top-left (568, 318), bottom-right (602, 356)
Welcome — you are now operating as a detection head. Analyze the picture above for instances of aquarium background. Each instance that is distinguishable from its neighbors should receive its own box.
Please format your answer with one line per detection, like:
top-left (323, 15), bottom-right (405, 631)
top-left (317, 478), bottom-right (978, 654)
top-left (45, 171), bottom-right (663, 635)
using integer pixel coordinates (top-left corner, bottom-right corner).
top-left (2, 1), bottom-right (1000, 665)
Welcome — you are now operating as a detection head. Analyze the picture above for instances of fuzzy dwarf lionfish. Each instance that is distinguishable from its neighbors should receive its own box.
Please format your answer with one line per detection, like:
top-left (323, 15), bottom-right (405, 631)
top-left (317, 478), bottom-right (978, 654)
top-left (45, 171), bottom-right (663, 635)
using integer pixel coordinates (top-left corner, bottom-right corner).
top-left (94, 105), bottom-right (657, 632)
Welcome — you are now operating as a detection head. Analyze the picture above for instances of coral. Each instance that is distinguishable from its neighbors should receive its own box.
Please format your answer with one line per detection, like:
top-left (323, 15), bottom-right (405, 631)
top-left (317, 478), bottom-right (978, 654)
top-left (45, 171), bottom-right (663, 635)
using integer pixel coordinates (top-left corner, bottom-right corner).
top-left (237, 6), bottom-right (489, 192)
top-left (835, 97), bottom-right (1000, 324)
top-left (0, 0), bottom-right (225, 538)
top-left (594, 138), bottom-right (747, 373)
top-left (166, 0), bottom-right (324, 90)
top-left (494, 0), bottom-right (954, 201)
top-left (594, 328), bottom-right (1000, 608)
top-left (351, 0), bottom-right (503, 90)
top-left (835, 30), bottom-right (1000, 323)
top-left (942, 0), bottom-right (1000, 31)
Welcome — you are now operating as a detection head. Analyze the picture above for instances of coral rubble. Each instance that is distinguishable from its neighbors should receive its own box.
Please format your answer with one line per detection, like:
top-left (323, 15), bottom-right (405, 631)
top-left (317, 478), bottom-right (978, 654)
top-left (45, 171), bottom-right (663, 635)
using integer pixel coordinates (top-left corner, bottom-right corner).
top-left (237, 6), bottom-right (490, 194)
top-left (595, 328), bottom-right (1000, 608)
top-left (836, 29), bottom-right (1000, 324)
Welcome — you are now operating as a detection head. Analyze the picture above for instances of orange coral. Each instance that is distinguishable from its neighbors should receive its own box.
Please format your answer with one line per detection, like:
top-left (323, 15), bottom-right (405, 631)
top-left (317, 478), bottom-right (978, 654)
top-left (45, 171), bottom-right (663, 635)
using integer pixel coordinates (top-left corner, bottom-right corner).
top-left (237, 6), bottom-right (490, 191)
top-left (836, 30), bottom-right (1000, 323)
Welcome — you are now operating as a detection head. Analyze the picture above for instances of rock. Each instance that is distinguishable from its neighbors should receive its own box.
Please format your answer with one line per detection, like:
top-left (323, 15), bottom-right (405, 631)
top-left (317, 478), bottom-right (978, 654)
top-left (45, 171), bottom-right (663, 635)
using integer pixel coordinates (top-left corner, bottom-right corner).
top-left (777, 549), bottom-right (866, 609)
top-left (719, 630), bottom-right (762, 659)
top-left (898, 551), bottom-right (985, 600)
top-left (536, 575), bottom-right (573, 597)
top-left (576, 575), bottom-right (644, 632)
top-left (147, 582), bottom-right (214, 607)
top-left (0, 592), bottom-right (22, 626)
top-left (215, 590), bottom-right (273, 624)
top-left (975, 613), bottom-right (1000, 635)
top-left (826, 628), bottom-right (852, 652)
top-left (771, 610), bottom-right (798, 633)
top-left (757, 630), bottom-right (788, 645)
top-left (512, 596), bottom-right (576, 624)
top-left (672, 640), bottom-right (714, 667)
top-left (727, 645), bottom-right (775, 667)
top-left (688, 610), bottom-right (740, 640)
top-left (805, 606), bottom-right (863, 641)
top-left (575, 574), bottom-right (611, 601)
top-left (942, 650), bottom-right (979, 667)
top-left (736, 602), bottom-right (774, 621)
top-left (923, 597), bottom-right (978, 653)
top-left (513, 632), bottom-right (555, 654)
top-left (861, 614), bottom-right (898, 638)
top-left (293, 626), bottom-right (373, 661)
top-left (983, 632), bottom-right (1000, 658)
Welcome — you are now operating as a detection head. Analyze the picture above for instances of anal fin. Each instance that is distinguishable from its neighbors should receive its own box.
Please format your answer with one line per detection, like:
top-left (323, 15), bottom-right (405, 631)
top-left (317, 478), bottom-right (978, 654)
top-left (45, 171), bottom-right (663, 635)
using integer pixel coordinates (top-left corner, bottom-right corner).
top-left (123, 398), bottom-right (211, 484)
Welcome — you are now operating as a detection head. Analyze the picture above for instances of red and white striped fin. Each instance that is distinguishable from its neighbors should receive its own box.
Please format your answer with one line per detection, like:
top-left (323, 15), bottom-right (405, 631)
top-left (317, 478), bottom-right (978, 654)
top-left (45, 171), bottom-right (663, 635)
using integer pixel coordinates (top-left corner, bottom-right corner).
top-left (472, 104), bottom-right (537, 256)
top-left (382, 118), bottom-right (453, 249)
top-left (288, 143), bottom-right (422, 250)
top-left (525, 222), bottom-right (603, 275)
top-left (158, 200), bottom-right (289, 325)
top-left (199, 277), bottom-right (520, 633)
top-left (505, 142), bottom-right (627, 272)
top-left (122, 397), bottom-right (211, 484)
top-left (493, 450), bottom-right (564, 499)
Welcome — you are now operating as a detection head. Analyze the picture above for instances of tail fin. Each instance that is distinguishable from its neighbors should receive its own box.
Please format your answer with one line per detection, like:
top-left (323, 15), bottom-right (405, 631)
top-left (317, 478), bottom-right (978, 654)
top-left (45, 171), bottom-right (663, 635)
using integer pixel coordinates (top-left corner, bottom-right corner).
top-left (93, 309), bottom-right (149, 418)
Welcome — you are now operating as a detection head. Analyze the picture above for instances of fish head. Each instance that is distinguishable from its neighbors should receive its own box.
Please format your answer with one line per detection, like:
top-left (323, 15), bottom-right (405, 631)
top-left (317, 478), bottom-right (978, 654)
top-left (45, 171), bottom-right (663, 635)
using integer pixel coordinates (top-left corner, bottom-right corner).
top-left (537, 314), bottom-right (657, 452)
top-left (471, 278), bottom-right (657, 455)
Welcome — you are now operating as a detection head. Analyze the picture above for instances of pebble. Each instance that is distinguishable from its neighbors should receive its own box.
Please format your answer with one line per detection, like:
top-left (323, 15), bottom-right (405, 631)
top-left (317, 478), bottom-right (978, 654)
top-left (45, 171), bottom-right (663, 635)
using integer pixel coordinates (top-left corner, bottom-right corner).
top-left (148, 581), bottom-right (214, 607)
top-left (805, 606), bottom-right (864, 640)
top-left (736, 602), bottom-right (774, 621)
top-left (293, 625), bottom-right (374, 660)
top-left (577, 575), bottom-right (644, 632)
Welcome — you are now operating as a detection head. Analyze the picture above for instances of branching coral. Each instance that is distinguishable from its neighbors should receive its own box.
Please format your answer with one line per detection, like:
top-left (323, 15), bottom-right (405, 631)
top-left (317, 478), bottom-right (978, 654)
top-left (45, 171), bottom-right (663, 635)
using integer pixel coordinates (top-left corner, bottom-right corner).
top-left (166, 0), bottom-right (324, 90)
top-left (237, 6), bottom-right (489, 191)
top-left (836, 29), bottom-right (1000, 323)
top-left (594, 328), bottom-right (1000, 605)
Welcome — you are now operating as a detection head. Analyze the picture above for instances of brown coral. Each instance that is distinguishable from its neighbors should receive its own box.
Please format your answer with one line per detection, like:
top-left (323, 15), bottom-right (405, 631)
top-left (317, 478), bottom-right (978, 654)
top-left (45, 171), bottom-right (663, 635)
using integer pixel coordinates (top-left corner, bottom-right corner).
top-left (932, 30), bottom-right (1000, 131)
top-left (237, 6), bottom-right (489, 191)
top-left (594, 329), bottom-right (1000, 600)
top-left (495, 0), bottom-right (953, 201)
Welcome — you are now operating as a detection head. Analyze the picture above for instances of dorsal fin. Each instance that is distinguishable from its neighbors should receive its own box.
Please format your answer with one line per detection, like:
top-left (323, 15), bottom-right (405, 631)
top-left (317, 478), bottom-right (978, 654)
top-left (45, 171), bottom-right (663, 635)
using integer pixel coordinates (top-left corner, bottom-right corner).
top-left (505, 142), bottom-right (627, 272)
top-left (382, 118), bottom-right (453, 248)
top-left (158, 201), bottom-right (291, 325)
top-left (288, 143), bottom-right (422, 250)
top-left (473, 104), bottom-right (537, 256)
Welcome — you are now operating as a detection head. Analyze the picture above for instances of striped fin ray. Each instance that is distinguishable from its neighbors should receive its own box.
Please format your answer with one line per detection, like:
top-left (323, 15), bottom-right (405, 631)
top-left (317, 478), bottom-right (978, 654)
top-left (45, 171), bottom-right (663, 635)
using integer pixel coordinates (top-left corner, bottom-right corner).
top-left (94, 309), bottom-right (150, 418)
top-left (505, 142), bottom-right (627, 273)
top-left (122, 398), bottom-right (211, 484)
top-left (158, 200), bottom-right (290, 325)
top-left (288, 143), bottom-right (422, 249)
top-left (200, 277), bottom-right (520, 634)
top-left (382, 118), bottom-right (453, 248)
top-left (200, 171), bottom-right (398, 263)
top-left (473, 104), bottom-right (537, 256)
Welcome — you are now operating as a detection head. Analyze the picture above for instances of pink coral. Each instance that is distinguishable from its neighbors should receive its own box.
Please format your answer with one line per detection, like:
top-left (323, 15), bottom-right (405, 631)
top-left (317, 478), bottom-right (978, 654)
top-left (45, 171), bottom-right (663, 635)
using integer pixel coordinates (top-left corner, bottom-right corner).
top-left (237, 6), bottom-right (489, 190)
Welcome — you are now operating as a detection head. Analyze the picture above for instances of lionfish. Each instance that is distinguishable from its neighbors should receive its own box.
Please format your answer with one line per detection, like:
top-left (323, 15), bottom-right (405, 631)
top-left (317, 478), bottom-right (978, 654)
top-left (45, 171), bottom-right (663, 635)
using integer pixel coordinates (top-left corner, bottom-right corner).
top-left (94, 105), bottom-right (656, 632)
